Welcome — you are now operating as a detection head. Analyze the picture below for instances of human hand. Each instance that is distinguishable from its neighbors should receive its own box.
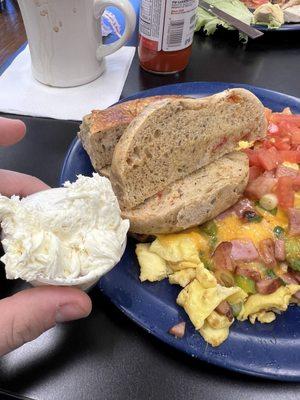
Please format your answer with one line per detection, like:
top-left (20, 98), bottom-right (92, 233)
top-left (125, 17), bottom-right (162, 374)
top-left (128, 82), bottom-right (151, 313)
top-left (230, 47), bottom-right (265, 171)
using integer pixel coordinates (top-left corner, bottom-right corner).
top-left (0, 117), bottom-right (92, 356)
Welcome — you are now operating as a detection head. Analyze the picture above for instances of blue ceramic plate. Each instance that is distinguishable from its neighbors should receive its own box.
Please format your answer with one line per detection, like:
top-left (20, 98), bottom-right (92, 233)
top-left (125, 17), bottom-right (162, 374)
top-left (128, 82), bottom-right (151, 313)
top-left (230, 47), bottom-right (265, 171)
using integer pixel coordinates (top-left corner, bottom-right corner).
top-left (60, 82), bottom-right (300, 381)
top-left (253, 23), bottom-right (300, 31)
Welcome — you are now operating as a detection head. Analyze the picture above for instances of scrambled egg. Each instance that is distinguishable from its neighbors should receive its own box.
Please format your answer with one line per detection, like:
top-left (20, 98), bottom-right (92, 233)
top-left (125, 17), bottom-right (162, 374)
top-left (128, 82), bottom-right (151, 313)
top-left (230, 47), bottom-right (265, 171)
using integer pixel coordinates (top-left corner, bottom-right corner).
top-left (135, 208), bottom-right (300, 347)
top-left (168, 261), bottom-right (199, 272)
top-left (169, 268), bottom-right (196, 287)
top-left (136, 243), bottom-right (169, 282)
top-left (199, 321), bottom-right (230, 348)
top-left (176, 279), bottom-right (240, 328)
top-left (150, 231), bottom-right (205, 263)
top-left (249, 311), bottom-right (276, 324)
top-left (195, 263), bottom-right (217, 288)
top-left (206, 311), bottom-right (233, 329)
top-left (238, 285), bottom-right (300, 321)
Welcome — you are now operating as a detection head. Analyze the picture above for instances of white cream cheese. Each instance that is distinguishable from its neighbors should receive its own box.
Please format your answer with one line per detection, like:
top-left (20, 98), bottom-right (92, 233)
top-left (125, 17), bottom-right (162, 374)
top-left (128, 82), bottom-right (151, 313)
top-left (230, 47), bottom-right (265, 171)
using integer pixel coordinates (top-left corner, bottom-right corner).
top-left (0, 174), bottom-right (129, 282)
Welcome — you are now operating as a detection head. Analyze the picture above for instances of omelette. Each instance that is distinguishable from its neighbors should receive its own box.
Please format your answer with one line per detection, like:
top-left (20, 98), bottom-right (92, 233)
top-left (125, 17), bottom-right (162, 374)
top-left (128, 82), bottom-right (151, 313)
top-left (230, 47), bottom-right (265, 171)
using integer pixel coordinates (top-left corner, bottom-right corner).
top-left (135, 110), bottom-right (300, 347)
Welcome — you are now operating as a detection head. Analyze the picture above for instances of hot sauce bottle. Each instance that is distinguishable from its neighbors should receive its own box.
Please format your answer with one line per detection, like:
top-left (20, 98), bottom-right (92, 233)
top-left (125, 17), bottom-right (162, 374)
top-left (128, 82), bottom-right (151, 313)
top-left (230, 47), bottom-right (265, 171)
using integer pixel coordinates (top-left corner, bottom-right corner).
top-left (138, 0), bottom-right (198, 74)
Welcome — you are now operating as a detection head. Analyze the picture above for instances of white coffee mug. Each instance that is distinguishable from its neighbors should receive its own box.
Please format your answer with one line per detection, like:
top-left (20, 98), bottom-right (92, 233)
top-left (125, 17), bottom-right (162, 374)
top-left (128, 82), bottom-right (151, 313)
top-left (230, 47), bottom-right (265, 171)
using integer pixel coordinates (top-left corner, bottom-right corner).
top-left (17, 0), bottom-right (136, 87)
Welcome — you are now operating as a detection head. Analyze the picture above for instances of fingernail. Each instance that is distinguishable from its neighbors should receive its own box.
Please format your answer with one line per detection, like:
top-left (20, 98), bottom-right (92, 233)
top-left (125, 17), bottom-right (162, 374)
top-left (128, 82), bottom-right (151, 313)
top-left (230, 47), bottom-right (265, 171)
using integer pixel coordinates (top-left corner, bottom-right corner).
top-left (55, 303), bottom-right (87, 323)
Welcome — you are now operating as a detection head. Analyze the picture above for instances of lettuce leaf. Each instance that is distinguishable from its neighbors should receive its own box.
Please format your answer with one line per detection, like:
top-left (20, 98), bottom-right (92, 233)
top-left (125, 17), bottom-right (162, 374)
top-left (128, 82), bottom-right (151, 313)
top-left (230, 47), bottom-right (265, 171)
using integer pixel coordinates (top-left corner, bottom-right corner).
top-left (195, 0), bottom-right (253, 41)
top-left (253, 3), bottom-right (284, 28)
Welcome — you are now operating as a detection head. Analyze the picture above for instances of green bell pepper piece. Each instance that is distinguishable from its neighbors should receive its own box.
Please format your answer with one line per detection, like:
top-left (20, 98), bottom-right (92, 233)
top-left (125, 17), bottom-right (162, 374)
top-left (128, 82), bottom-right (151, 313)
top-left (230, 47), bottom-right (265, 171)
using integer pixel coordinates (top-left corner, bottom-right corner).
top-left (235, 275), bottom-right (256, 294)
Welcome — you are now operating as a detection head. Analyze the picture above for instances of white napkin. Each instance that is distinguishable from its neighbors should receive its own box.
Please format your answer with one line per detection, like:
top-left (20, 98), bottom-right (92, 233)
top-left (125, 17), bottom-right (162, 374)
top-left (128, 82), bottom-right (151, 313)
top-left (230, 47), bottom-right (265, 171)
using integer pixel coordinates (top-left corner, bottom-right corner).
top-left (0, 45), bottom-right (135, 121)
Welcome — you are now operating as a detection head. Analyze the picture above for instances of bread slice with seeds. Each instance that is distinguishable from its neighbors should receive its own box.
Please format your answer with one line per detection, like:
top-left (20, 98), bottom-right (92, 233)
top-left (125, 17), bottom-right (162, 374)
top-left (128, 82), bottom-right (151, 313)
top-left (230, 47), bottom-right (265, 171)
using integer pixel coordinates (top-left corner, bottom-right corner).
top-left (78, 95), bottom-right (184, 173)
top-left (122, 152), bottom-right (248, 234)
top-left (110, 88), bottom-right (267, 209)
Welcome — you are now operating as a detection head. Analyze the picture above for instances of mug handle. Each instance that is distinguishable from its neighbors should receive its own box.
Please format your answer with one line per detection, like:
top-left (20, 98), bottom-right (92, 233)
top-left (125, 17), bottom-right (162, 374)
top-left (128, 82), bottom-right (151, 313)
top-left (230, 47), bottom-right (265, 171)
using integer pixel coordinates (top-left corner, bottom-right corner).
top-left (94, 0), bottom-right (136, 59)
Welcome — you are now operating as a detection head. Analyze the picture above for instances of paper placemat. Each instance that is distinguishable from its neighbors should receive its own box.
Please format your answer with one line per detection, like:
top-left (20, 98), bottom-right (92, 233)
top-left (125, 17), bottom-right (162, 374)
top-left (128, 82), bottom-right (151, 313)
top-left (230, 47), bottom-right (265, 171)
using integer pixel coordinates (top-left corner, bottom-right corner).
top-left (0, 45), bottom-right (135, 121)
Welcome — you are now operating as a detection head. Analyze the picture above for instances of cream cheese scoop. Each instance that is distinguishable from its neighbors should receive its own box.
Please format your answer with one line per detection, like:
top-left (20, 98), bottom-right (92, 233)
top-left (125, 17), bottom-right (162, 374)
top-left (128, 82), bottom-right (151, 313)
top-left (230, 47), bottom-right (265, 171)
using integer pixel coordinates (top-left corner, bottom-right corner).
top-left (0, 174), bottom-right (129, 290)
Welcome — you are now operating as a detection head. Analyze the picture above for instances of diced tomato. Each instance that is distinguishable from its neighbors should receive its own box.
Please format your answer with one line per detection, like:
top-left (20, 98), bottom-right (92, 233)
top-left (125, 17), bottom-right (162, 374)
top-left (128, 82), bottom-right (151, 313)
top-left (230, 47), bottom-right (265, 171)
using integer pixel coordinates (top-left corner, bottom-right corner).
top-left (249, 165), bottom-right (263, 183)
top-left (277, 121), bottom-right (294, 137)
top-left (292, 176), bottom-right (300, 191)
top-left (242, 0), bottom-right (268, 9)
top-left (271, 114), bottom-right (300, 127)
top-left (268, 123), bottom-right (279, 135)
top-left (257, 147), bottom-right (279, 171)
top-left (273, 137), bottom-right (291, 151)
top-left (244, 149), bottom-right (261, 167)
top-left (291, 130), bottom-right (300, 146)
top-left (262, 140), bottom-right (275, 149)
top-left (276, 176), bottom-right (295, 209)
top-left (278, 150), bottom-right (300, 163)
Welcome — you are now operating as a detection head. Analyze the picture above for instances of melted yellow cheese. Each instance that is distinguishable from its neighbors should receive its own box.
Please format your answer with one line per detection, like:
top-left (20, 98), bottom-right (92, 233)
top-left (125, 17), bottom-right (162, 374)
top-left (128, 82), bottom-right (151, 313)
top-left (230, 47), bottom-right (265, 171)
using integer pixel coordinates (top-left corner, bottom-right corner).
top-left (216, 214), bottom-right (273, 246)
top-left (216, 207), bottom-right (289, 247)
top-left (157, 228), bottom-right (209, 253)
top-left (255, 207), bottom-right (288, 230)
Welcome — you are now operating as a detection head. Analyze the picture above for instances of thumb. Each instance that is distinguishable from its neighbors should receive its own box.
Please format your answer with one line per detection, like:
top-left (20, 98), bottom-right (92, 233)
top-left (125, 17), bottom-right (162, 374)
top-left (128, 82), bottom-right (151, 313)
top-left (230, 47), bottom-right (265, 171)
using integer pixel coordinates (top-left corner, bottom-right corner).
top-left (0, 286), bottom-right (92, 356)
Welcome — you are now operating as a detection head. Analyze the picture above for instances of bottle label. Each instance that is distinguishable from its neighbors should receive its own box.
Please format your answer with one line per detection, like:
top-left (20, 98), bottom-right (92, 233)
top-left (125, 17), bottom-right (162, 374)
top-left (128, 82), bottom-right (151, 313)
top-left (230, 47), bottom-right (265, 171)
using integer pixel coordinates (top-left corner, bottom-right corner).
top-left (139, 0), bottom-right (197, 52)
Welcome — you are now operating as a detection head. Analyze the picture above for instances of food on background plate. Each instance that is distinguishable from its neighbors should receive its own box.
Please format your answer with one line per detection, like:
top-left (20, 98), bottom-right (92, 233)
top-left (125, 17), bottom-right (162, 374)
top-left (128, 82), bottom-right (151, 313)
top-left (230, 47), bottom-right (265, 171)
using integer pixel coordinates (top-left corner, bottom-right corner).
top-left (135, 107), bottom-right (300, 346)
top-left (195, 0), bottom-right (300, 40)
top-left (0, 174), bottom-right (129, 290)
top-left (283, 5), bottom-right (300, 22)
top-left (253, 3), bottom-right (284, 27)
top-left (195, 0), bottom-right (253, 41)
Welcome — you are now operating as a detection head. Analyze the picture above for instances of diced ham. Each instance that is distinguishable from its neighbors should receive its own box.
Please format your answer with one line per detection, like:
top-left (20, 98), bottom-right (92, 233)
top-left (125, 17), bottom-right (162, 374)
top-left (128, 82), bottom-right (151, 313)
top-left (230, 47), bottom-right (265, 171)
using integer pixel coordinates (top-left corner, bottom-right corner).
top-left (290, 270), bottom-right (300, 283)
top-left (215, 208), bottom-right (235, 221)
top-left (259, 238), bottom-right (277, 268)
top-left (169, 322), bottom-right (186, 338)
top-left (276, 164), bottom-right (298, 178)
top-left (256, 278), bottom-right (282, 295)
top-left (287, 208), bottom-right (300, 236)
top-left (233, 198), bottom-right (256, 219)
top-left (235, 265), bottom-right (261, 281)
top-left (263, 170), bottom-right (276, 179)
top-left (274, 239), bottom-right (286, 261)
top-left (215, 301), bottom-right (233, 320)
top-left (280, 272), bottom-right (298, 285)
top-left (212, 242), bottom-right (235, 272)
top-left (245, 176), bottom-right (277, 200)
top-left (293, 291), bottom-right (300, 301)
top-left (216, 198), bottom-right (256, 221)
top-left (230, 240), bottom-right (259, 262)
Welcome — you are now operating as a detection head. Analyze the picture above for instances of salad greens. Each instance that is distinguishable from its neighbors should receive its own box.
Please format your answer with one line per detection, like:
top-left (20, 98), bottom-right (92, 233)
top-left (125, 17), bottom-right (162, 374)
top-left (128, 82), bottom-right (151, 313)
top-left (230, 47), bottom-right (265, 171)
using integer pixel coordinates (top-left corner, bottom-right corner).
top-left (253, 3), bottom-right (284, 28)
top-left (195, 0), bottom-right (253, 41)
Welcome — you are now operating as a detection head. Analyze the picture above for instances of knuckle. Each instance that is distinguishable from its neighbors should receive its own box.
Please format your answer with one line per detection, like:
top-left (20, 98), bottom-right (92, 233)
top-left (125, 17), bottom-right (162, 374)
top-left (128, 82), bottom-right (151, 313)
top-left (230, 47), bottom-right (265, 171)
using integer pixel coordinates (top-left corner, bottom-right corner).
top-left (6, 315), bottom-right (36, 352)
